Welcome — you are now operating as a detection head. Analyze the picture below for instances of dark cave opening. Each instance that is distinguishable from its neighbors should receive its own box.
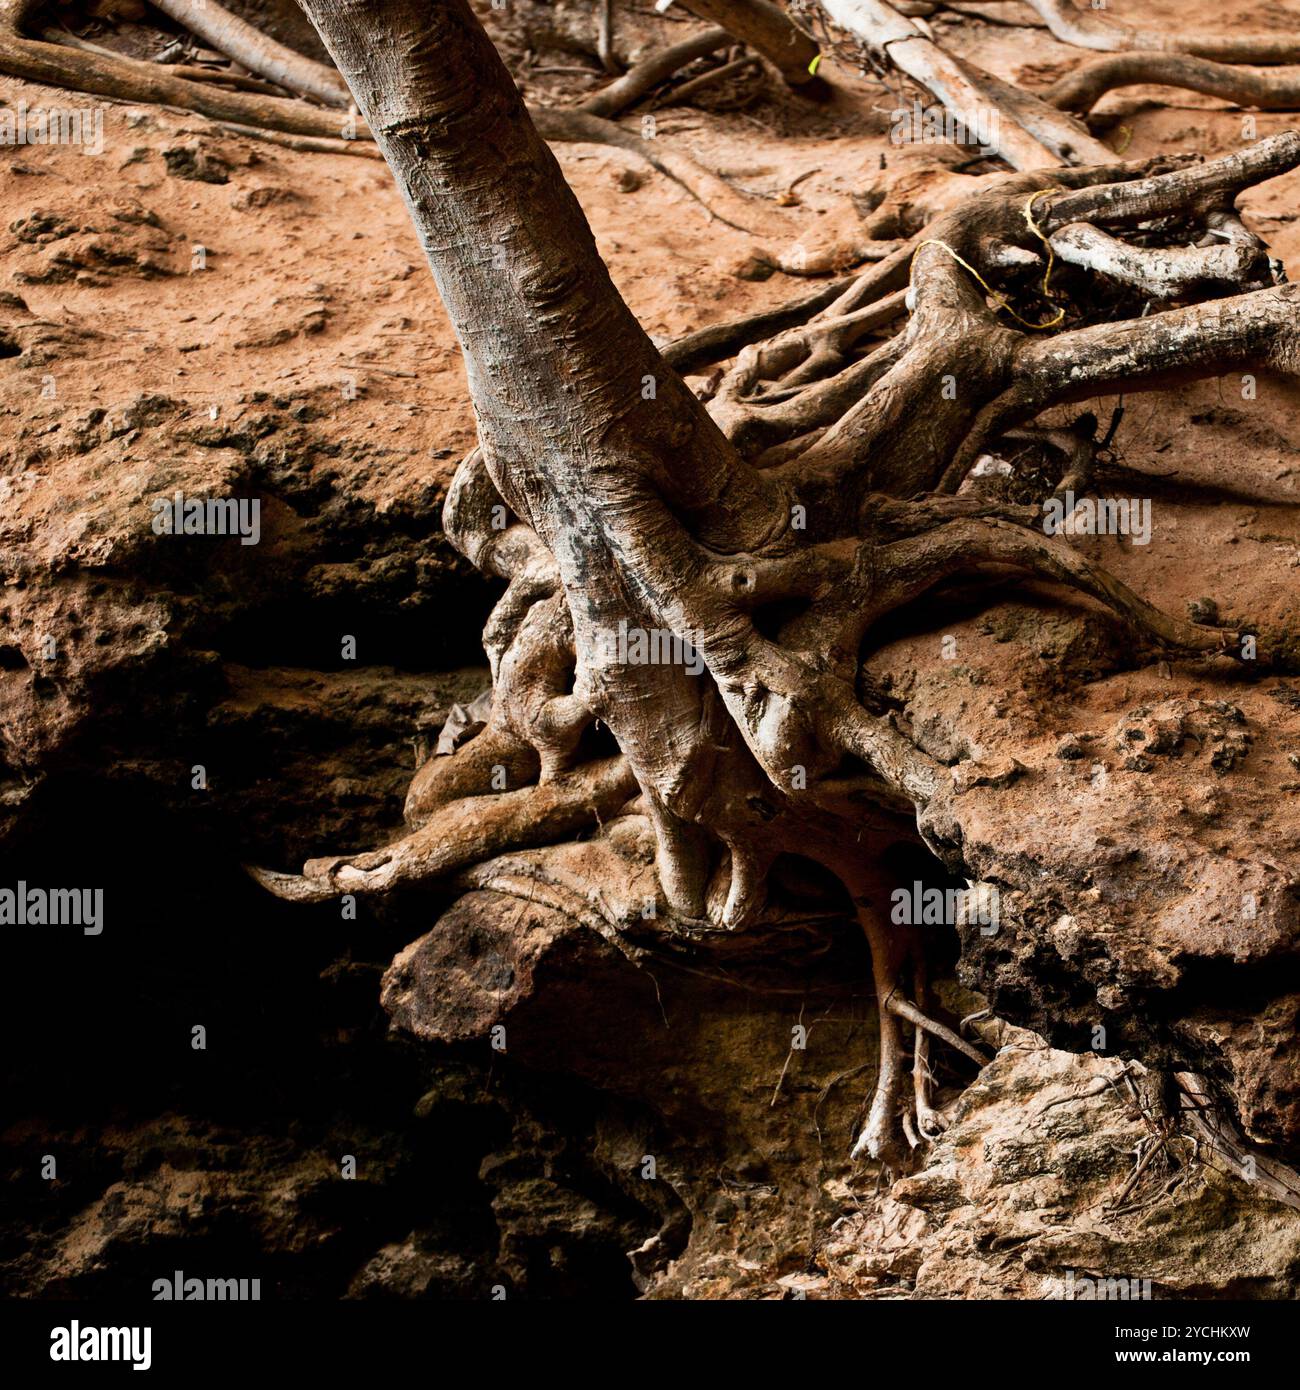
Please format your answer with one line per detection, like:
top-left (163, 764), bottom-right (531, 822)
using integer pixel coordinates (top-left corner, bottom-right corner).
top-left (0, 781), bottom-right (671, 1300)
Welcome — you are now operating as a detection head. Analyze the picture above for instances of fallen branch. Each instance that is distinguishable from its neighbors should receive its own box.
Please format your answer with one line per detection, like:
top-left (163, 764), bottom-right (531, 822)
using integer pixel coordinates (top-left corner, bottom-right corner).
top-left (149, 0), bottom-right (351, 107)
top-left (581, 25), bottom-right (731, 117)
top-left (815, 0), bottom-right (1067, 168)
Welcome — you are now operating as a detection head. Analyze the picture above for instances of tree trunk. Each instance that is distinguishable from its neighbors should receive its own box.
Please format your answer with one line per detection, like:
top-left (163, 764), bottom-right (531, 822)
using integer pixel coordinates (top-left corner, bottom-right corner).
top-left (298, 0), bottom-right (793, 921)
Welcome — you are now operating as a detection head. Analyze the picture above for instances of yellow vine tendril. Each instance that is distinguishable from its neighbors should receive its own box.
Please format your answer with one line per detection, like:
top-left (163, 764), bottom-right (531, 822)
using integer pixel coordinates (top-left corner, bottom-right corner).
top-left (909, 187), bottom-right (1066, 331)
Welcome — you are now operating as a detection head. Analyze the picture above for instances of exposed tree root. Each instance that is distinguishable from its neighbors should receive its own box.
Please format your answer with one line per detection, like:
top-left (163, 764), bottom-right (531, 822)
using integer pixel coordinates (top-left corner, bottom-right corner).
top-left (954, 57), bottom-right (1112, 165)
top-left (664, 275), bottom-right (859, 375)
top-left (597, 0), bottom-right (620, 76)
top-left (1023, 0), bottom-right (1300, 65)
top-left (810, 0), bottom-right (1300, 182)
top-left (1176, 1073), bottom-right (1300, 1212)
top-left (889, 994), bottom-right (988, 1067)
top-left (677, 0), bottom-right (826, 91)
top-left (236, 0), bottom-right (1300, 1169)
top-left (248, 756), bottom-right (637, 902)
top-left (0, 0), bottom-right (366, 138)
top-left (1047, 52), bottom-right (1300, 118)
top-left (206, 119), bottom-right (382, 158)
top-left (813, 0), bottom-right (1065, 168)
top-left (809, 0), bottom-right (1111, 169)
top-left (662, 54), bottom-right (762, 107)
top-left (43, 23), bottom-right (294, 96)
top-left (147, 0), bottom-right (350, 107)
top-left (0, 0), bottom-right (774, 229)
top-left (852, 895), bottom-right (913, 1164)
top-left (530, 106), bottom-right (768, 231)
top-left (581, 25), bottom-right (733, 117)
top-left (1048, 219), bottom-right (1271, 300)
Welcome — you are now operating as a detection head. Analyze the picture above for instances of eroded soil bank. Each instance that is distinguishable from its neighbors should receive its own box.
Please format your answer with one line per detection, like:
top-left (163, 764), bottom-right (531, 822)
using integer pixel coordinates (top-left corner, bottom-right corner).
top-left (2, 0), bottom-right (1300, 1297)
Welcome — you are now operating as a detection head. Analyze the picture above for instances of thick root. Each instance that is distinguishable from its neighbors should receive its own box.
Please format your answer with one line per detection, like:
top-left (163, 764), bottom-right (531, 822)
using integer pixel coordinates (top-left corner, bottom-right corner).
top-left (1024, 0), bottom-right (1300, 64)
top-left (678, 0), bottom-right (825, 91)
top-left (148, 0), bottom-right (350, 107)
top-left (250, 755), bottom-right (637, 902)
top-left (1047, 52), bottom-right (1300, 117)
top-left (233, 5), bottom-right (1300, 1179)
top-left (851, 900), bottom-right (912, 1164)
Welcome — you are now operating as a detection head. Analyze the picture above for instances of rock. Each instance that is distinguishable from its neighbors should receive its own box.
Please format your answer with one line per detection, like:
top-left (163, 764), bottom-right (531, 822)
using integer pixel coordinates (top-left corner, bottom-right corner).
top-left (952, 755), bottom-right (1026, 793)
top-left (824, 1043), bottom-right (1300, 1299)
top-left (231, 186), bottom-right (302, 212)
top-left (162, 144), bottom-right (231, 186)
top-left (725, 250), bottom-right (776, 281)
top-left (1113, 699), bottom-right (1252, 773)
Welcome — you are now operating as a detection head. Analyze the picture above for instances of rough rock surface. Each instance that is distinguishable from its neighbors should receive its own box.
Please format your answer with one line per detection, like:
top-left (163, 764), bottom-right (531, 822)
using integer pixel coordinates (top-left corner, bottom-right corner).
top-left (824, 1034), bottom-right (1300, 1300)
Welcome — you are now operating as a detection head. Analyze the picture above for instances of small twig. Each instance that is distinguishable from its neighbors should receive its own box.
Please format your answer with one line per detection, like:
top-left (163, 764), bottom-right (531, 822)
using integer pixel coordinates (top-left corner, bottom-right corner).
top-left (656, 54), bottom-right (762, 108)
top-left (770, 1001), bottom-right (807, 1105)
top-left (597, 0), bottom-right (622, 74)
top-left (887, 995), bottom-right (988, 1065)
